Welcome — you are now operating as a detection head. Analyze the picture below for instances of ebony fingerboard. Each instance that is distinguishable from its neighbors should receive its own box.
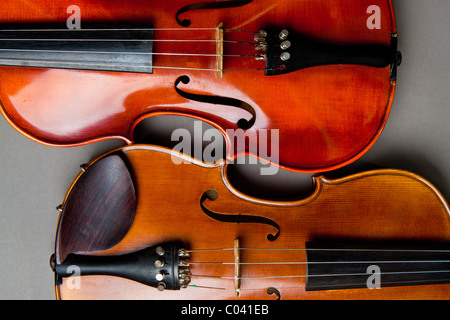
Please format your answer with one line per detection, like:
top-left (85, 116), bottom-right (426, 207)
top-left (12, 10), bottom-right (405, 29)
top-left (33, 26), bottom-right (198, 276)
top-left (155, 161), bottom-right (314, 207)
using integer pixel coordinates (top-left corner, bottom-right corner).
top-left (0, 23), bottom-right (153, 73)
top-left (305, 241), bottom-right (450, 291)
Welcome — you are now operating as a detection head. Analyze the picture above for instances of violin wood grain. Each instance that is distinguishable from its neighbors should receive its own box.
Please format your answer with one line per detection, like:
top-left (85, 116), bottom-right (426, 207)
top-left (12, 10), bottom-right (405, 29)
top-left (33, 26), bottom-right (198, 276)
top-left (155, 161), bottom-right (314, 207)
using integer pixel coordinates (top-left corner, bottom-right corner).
top-left (54, 145), bottom-right (450, 300)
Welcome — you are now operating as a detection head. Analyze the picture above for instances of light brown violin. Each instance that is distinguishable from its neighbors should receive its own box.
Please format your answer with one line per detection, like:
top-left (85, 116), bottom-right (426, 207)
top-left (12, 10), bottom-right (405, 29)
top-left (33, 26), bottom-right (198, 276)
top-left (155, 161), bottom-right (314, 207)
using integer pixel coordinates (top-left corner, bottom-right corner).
top-left (51, 145), bottom-right (450, 300)
top-left (0, 0), bottom-right (400, 172)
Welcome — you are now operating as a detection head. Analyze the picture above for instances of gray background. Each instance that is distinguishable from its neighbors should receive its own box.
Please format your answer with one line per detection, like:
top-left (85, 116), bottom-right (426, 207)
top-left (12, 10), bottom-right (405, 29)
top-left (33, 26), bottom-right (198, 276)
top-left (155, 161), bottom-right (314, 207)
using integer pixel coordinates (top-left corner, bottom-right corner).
top-left (0, 0), bottom-right (449, 299)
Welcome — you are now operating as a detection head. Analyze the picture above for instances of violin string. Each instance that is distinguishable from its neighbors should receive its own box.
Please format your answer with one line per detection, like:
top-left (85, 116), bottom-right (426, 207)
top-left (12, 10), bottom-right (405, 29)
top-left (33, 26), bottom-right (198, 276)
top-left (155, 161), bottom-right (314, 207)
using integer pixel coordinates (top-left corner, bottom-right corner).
top-left (188, 284), bottom-right (227, 290)
top-left (187, 247), bottom-right (450, 253)
top-left (0, 38), bottom-right (256, 44)
top-left (154, 66), bottom-right (266, 71)
top-left (0, 27), bottom-right (261, 68)
top-left (0, 28), bottom-right (256, 33)
top-left (188, 276), bottom-right (450, 292)
top-left (0, 37), bottom-right (261, 68)
top-left (188, 271), bottom-right (450, 292)
top-left (236, 277), bottom-right (450, 292)
top-left (191, 269), bottom-right (450, 281)
top-left (187, 246), bottom-right (450, 290)
top-left (187, 247), bottom-right (450, 290)
top-left (189, 260), bottom-right (450, 265)
top-left (0, 26), bottom-right (257, 43)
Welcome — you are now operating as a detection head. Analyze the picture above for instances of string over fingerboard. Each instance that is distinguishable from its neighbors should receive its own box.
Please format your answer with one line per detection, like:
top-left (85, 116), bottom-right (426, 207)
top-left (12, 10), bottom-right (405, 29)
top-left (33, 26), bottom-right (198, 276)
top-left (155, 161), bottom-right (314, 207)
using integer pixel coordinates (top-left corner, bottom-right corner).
top-left (0, 24), bottom-right (154, 73)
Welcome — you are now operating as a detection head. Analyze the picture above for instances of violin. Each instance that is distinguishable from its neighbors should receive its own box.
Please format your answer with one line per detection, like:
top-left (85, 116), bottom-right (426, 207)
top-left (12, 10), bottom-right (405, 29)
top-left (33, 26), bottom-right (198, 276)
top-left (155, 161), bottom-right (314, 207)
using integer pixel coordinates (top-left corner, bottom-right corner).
top-left (0, 0), bottom-right (401, 172)
top-left (51, 145), bottom-right (450, 300)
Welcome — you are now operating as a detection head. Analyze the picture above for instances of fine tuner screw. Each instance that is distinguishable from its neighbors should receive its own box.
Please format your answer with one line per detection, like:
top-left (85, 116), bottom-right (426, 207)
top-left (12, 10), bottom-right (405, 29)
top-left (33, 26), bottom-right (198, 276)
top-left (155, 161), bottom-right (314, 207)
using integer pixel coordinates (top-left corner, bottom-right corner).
top-left (157, 281), bottom-right (166, 291)
top-left (279, 29), bottom-right (289, 40)
top-left (154, 259), bottom-right (164, 268)
top-left (155, 246), bottom-right (165, 256)
top-left (254, 30), bottom-right (267, 42)
top-left (255, 42), bottom-right (268, 51)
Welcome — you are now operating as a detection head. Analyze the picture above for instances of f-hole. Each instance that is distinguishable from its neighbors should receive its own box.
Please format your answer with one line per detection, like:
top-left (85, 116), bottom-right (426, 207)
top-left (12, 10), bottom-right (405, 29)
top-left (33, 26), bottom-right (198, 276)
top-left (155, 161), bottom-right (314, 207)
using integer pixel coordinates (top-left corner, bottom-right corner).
top-left (174, 75), bottom-right (256, 129)
top-left (175, 0), bottom-right (254, 27)
top-left (200, 189), bottom-right (280, 241)
top-left (266, 287), bottom-right (281, 300)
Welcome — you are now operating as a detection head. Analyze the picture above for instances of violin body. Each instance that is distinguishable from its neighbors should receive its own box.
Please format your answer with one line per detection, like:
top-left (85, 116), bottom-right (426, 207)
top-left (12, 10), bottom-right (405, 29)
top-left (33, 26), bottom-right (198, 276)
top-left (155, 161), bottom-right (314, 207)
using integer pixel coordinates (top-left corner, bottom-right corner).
top-left (53, 145), bottom-right (450, 300)
top-left (0, 0), bottom-right (399, 172)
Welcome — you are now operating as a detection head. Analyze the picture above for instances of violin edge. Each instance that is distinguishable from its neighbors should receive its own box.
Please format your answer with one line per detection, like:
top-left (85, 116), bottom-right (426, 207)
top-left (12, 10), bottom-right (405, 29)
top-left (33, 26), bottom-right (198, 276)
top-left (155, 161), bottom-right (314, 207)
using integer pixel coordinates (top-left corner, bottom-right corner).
top-left (56, 143), bottom-right (450, 212)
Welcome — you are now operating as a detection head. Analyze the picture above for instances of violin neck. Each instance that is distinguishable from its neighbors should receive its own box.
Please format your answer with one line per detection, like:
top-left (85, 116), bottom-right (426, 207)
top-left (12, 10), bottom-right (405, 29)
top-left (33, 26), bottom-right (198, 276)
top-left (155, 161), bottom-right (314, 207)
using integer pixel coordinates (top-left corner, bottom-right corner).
top-left (0, 24), bottom-right (154, 73)
top-left (305, 241), bottom-right (450, 291)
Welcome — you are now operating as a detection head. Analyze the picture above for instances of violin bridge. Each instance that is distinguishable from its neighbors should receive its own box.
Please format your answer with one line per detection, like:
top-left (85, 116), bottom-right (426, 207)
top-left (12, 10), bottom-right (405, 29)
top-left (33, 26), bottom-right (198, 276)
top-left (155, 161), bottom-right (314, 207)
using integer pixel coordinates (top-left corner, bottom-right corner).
top-left (234, 238), bottom-right (241, 297)
top-left (215, 22), bottom-right (224, 79)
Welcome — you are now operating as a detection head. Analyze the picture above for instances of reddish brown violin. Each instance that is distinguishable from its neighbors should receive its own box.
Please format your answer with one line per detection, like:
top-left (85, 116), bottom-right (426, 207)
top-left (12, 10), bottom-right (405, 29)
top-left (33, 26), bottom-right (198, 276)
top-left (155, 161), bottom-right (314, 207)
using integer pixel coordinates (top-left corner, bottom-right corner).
top-left (51, 145), bottom-right (450, 300)
top-left (0, 0), bottom-right (400, 172)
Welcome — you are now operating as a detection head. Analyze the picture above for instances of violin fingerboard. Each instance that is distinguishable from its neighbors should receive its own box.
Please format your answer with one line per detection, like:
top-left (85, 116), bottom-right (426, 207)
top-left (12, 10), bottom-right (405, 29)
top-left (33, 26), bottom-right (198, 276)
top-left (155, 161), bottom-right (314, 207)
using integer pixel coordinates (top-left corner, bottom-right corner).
top-left (0, 24), bottom-right (153, 73)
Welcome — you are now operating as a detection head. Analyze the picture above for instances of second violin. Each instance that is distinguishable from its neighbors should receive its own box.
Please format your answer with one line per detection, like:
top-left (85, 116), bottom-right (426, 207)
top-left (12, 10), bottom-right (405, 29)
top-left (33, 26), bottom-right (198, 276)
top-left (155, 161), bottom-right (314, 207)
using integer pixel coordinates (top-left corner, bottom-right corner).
top-left (51, 145), bottom-right (450, 300)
